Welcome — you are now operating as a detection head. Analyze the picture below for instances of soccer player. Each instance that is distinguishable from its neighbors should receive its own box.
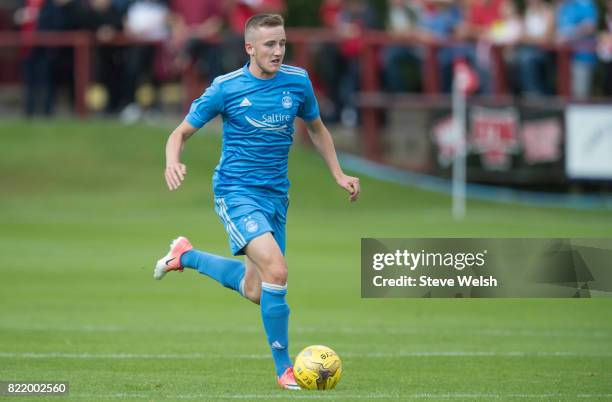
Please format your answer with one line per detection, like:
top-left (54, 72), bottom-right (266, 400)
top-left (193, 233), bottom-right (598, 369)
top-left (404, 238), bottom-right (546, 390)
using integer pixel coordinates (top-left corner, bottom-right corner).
top-left (154, 13), bottom-right (360, 390)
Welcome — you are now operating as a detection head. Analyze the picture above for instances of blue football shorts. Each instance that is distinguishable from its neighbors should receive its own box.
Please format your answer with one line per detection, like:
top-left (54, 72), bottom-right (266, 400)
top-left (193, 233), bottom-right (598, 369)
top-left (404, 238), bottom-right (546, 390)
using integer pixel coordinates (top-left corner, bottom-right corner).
top-left (214, 193), bottom-right (289, 256)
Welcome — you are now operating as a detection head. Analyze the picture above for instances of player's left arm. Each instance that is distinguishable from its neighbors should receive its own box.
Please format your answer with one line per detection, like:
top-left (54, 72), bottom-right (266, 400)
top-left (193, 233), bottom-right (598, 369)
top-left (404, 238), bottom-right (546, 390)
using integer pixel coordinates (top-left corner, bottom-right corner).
top-left (305, 117), bottom-right (360, 202)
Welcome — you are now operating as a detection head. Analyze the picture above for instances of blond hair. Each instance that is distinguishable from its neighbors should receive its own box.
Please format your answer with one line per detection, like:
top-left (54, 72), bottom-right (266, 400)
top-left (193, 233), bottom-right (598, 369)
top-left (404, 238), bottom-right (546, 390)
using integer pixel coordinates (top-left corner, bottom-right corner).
top-left (244, 14), bottom-right (285, 41)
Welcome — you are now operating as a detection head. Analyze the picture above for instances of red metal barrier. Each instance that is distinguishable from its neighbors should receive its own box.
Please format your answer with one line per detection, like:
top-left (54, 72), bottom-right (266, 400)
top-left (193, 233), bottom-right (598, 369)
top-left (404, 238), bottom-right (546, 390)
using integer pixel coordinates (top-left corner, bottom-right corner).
top-left (0, 29), bottom-right (581, 159)
top-left (0, 31), bottom-right (94, 116)
top-left (0, 29), bottom-right (575, 107)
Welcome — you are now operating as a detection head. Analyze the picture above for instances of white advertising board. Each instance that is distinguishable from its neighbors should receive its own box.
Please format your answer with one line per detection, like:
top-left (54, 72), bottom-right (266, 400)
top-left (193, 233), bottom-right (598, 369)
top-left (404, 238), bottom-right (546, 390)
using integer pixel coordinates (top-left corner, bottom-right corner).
top-left (566, 105), bottom-right (612, 179)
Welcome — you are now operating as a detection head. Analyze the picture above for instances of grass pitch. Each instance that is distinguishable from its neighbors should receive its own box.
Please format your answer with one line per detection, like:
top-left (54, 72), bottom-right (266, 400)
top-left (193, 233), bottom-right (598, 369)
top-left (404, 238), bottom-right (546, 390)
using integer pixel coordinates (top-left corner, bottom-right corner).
top-left (1, 120), bottom-right (611, 401)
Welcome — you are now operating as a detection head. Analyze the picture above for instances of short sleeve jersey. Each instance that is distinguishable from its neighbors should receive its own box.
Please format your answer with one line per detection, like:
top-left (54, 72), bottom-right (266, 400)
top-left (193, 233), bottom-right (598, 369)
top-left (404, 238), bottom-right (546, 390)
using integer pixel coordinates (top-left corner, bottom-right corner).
top-left (186, 63), bottom-right (320, 197)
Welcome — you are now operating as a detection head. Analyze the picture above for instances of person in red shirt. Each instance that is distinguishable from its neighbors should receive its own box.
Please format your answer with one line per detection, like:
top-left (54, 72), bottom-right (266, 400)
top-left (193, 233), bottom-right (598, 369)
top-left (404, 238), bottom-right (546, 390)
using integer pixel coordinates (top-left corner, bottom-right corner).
top-left (170, 0), bottom-right (225, 80)
top-left (455, 0), bottom-right (507, 93)
top-left (459, 0), bottom-right (505, 38)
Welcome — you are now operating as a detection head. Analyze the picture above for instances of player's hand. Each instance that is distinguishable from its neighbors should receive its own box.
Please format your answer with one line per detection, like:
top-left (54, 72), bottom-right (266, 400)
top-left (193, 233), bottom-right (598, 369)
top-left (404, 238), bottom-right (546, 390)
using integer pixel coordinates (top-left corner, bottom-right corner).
top-left (165, 162), bottom-right (187, 191)
top-left (336, 174), bottom-right (360, 202)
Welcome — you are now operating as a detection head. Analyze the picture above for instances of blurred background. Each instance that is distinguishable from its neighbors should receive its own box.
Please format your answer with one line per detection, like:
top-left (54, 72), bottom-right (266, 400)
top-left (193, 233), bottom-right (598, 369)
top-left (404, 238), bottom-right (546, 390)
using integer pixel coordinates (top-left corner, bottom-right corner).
top-left (0, 0), bottom-right (611, 198)
top-left (1, 1), bottom-right (611, 398)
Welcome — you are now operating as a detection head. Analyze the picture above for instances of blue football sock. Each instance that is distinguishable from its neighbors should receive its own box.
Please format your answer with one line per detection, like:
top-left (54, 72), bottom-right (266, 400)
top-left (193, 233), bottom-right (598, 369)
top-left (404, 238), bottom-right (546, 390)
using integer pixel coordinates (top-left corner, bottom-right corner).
top-left (260, 282), bottom-right (292, 377)
top-left (181, 250), bottom-right (246, 296)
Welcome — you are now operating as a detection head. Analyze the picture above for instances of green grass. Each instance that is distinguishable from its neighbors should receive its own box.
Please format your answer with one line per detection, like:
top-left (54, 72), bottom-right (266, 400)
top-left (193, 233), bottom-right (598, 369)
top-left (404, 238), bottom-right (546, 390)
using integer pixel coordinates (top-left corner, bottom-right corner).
top-left (0, 120), bottom-right (611, 401)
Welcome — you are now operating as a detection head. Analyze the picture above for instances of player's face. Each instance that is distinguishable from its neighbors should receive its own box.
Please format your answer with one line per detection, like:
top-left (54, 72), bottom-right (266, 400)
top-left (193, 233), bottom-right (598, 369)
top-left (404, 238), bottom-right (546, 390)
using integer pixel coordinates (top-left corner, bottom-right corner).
top-left (247, 25), bottom-right (286, 78)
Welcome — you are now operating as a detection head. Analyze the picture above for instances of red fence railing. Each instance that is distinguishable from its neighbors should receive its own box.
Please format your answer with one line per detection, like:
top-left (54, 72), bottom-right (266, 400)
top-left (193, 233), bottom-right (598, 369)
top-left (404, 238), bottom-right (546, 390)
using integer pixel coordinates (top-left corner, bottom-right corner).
top-left (0, 29), bottom-right (586, 159)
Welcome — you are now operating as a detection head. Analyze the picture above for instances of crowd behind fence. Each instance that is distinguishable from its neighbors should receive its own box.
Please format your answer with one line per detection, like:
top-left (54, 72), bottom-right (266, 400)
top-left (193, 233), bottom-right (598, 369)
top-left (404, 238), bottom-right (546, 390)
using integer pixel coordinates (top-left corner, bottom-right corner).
top-left (0, 0), bottom-right (611, 122)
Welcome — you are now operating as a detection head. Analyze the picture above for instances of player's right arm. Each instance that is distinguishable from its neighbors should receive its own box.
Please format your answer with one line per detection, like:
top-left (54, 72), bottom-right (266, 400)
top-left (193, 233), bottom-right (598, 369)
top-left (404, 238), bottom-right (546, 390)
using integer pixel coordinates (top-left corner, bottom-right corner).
top-left (165, 75), bottom-right (224, 191)
top-left (164, 120), bottom-right (198, 191)
top-left (164, 74), bottom-right (223, 191)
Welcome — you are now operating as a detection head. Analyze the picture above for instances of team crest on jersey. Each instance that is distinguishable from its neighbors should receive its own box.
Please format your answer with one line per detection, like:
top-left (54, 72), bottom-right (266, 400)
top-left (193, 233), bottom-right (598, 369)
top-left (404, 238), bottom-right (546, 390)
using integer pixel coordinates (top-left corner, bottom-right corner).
top-left (244, 217), bottom-right (258, 233)
top-left (281, 93), bottom-right (293, 109)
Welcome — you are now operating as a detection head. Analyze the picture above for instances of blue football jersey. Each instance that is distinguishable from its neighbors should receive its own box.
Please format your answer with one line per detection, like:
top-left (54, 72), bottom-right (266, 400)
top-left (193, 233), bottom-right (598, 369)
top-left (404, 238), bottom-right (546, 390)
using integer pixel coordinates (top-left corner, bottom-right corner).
top-left (185, 63), bottom-right (320, 197)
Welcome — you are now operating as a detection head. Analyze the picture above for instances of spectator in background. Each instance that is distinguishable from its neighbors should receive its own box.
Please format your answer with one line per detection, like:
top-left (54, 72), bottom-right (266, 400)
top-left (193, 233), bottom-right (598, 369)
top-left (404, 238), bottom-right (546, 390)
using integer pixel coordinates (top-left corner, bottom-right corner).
top-left (382, 0), bottom-right (463, 93)
top-left (120, 0), bottom-right (170, 122)
top-left (318, 0), bottom-right (380, 126)
top-left (52, 0), bottom-right (83, 111)
top-left (555, 0), bottom-right (598, 98)
top-left (316, 0), bottom-right (344, 121)
top-left (381, 0), bottom-right (420, 93)
top-left (516, 0), bottom-right (555, 96)
top-left (456, 0), bottom-right (506, 94)
top-left (169, 0), bottom-right (224, 81)
top-left (484, 0), bottom-right (521, 93)
top-left (15, 0), bottom-right (54, 116)
top-left (487, 0), bottom-right (521, 44)
top-left (124, 0), bottom-right (169, 42)
top-left (413, 0), bottom-right (463, 92)
top-left (14, 0), bottom-right (79, 116)
top-left (597, 0), bottom-right (612, 95)
top-left (319, 0), bottom-right (343, 28)
top-left (83, 0), bottom-right (124, 113)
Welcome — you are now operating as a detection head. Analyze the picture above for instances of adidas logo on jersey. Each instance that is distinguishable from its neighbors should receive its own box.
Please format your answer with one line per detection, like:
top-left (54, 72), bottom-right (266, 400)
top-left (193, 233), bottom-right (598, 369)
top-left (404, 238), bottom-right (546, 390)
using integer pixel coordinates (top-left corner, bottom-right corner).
top-left (240, 97), bottom-right (252, 107)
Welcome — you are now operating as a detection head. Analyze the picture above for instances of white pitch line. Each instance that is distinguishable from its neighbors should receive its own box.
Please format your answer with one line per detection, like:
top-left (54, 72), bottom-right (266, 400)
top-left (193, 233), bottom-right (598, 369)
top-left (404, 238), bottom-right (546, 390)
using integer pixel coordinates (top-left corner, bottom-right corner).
top-left (1, 351), bottom-right (610, 360)
top-left (70, 393), bottom-right (612, 400)
top-left (1, 324), bottom-right (610, 339)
